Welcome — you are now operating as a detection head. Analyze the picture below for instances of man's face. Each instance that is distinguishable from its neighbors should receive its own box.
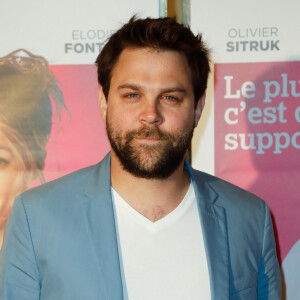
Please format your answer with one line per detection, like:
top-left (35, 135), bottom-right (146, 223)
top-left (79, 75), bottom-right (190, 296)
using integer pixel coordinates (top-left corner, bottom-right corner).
top-left (100, 48), bottom-right (203, 179)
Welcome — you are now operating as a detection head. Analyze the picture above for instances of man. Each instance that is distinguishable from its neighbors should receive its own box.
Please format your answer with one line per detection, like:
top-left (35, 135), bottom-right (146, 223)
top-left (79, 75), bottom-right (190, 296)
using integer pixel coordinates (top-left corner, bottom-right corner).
top-left (0, 17), bottom-right (281, 300)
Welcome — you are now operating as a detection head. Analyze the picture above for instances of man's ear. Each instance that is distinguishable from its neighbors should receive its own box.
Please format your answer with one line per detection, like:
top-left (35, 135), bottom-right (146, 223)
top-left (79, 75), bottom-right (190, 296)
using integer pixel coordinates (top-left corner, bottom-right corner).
top-left (99, 85), bottom-right (107, 122)
top-left (194, 93), bottom-right (206, 128)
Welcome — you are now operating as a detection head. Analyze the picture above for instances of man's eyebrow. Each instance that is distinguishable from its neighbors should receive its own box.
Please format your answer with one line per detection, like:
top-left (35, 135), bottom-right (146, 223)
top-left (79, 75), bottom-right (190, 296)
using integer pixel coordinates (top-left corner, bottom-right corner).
top-left (117, 84), bottom-right (143, 91)
top-left (117, 84), bottom-right (186, 94)
top-left (160, 87), bottom-right (186, 94)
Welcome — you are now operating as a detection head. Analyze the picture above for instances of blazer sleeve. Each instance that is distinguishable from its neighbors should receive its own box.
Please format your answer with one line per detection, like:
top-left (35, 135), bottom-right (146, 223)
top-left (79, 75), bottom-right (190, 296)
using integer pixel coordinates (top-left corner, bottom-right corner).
top-left (257, 202), bottom-right (282, 300)
top-left (0, 195), bottom-right (41, 300)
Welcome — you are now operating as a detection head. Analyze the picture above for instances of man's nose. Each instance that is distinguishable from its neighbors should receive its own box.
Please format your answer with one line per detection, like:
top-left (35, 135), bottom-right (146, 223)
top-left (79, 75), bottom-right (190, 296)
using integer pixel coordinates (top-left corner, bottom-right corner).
top-left (139, 100), bottom-right (163, 126)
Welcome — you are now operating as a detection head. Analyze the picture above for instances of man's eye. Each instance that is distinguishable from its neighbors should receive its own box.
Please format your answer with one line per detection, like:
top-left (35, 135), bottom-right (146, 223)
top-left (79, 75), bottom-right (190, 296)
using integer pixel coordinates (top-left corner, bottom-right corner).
top-left (166, 96), bottom-right (175, 100)
top-left (162, 95), bottom-right (177, 102)
top-left (126, 93), bottom-right (139, 98)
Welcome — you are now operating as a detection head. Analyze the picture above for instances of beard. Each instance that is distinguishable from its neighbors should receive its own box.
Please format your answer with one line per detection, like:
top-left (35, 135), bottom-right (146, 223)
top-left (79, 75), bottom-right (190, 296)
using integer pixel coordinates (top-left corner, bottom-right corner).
top-left (106, 120), bottom-right (194, 179)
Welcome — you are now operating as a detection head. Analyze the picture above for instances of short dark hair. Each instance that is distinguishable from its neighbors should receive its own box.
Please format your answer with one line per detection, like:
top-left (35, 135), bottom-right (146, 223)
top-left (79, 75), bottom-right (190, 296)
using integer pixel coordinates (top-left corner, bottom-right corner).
top-left (96, 16), bottom-right (210, 104)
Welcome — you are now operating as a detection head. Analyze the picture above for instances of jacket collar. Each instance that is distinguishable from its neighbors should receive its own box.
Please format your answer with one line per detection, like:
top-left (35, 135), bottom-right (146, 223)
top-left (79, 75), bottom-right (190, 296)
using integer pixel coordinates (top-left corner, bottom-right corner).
top-left (84, 152), bottom-right (112, 199)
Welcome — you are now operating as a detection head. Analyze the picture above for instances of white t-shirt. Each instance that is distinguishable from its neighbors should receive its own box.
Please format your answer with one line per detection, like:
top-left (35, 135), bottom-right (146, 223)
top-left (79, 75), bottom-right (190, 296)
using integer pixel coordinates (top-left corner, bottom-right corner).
top-left (112, 183), bottom-right (211, 300)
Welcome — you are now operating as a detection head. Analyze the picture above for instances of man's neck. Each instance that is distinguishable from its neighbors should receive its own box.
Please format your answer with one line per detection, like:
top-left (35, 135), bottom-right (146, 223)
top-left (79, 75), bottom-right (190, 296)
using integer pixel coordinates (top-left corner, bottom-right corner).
top-left (110, 152), bottom-right (191, 222)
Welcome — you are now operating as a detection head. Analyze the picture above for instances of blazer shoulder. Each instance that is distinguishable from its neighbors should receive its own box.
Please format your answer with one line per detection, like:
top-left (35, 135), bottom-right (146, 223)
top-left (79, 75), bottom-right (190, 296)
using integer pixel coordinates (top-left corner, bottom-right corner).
top-left (25, 163), bottom-right (96, 193)
top-left (191, 168), bottom-right (266, 210)
top-left (19, 162), bottom-right (104, 211)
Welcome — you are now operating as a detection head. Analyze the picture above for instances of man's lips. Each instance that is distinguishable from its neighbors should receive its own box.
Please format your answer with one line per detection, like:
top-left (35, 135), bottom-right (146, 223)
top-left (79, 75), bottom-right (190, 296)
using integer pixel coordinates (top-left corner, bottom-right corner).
top-left (134, 136), bottom-right (167, 143)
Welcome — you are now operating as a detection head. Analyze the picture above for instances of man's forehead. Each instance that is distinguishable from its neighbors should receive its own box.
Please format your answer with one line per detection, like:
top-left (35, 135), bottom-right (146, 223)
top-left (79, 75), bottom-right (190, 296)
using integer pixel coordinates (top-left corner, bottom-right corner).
top-left (118, 46), bottom-right (186, 61)
top-left (110, 47), bottom-right (192, 85)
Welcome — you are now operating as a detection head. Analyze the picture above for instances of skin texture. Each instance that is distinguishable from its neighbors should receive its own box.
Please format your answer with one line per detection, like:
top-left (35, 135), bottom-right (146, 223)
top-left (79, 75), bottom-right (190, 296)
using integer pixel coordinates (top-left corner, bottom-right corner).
top-left (99, 48), bottom-right (204, 222)
top-left (0, 129), bottom-right (32, 247)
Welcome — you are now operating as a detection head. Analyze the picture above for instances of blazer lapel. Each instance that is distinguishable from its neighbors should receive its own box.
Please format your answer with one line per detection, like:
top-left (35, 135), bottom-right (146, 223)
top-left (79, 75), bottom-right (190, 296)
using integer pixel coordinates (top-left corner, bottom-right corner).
top-left (187, 164), bottom-right (230, 300)
top-left (81, 154), bottom-right (124, 300)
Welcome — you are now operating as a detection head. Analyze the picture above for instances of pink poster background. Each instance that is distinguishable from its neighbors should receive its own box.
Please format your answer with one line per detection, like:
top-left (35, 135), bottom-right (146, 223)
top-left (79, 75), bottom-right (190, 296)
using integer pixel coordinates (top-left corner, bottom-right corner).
top-left (43, 65), bottom-right (110, 182)
top-left (214, 61), bottom-right (300, 263)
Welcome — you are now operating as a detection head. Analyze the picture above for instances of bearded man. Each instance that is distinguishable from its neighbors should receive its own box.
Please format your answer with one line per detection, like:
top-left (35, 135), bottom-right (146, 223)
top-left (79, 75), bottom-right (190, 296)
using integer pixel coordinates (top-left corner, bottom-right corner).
top-left (0, 17), bottom-right (281, 300)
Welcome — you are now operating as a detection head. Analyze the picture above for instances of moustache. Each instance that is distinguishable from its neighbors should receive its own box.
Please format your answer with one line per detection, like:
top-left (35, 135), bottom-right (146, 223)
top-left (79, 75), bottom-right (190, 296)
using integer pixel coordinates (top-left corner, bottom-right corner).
top-left (125, 127), bottom-right (175, 141)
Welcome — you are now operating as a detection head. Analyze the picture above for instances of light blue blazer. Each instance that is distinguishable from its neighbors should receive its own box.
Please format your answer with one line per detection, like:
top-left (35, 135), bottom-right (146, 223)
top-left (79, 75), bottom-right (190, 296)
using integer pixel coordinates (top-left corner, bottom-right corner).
top-left (0, 153), bottom-right (281, 299)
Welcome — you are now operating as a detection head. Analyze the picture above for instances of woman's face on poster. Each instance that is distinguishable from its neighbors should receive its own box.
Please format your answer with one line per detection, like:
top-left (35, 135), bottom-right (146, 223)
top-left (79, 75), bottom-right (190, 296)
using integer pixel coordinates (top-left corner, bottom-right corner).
top-left (0, 128), bottom-right (28, 221)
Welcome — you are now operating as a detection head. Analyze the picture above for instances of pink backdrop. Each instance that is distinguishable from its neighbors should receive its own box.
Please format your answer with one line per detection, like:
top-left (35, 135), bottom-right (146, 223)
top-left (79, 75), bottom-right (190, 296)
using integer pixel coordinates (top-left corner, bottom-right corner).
top-left (43, 65), bottom-right (110, 182)
top-left (214, 61), bottom-right (300, 263)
